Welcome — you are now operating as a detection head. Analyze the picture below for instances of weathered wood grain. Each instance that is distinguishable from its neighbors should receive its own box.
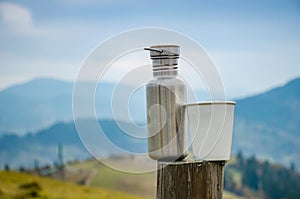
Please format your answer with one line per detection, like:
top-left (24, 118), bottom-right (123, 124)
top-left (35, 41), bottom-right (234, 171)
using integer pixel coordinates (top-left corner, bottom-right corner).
top-left (157, 161), bottom-right (225, 199)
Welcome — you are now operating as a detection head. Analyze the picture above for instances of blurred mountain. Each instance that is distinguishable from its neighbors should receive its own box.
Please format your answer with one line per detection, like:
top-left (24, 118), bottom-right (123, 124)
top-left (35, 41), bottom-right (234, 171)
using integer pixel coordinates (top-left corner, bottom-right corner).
top-left (232, 78), bottom-right (300, 167)
top-left (0, 119), bottom-right (147, 168)
top-left (0, 77), bottom-right (299, 168)
top-left (0, 78), bottom-right (74, 135)
top-left (0, 78), bottom-right (139, 135)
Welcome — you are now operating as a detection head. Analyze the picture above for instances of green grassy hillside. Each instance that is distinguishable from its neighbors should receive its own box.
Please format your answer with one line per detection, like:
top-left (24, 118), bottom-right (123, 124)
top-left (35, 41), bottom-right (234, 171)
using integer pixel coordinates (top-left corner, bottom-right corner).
top-left (0, 171), bottom-right (150, 199)
top-left (73, 158), bottom-right (156, 198)
top-left (0, 159), bottom-right (246, 199)
top-left (72, 158), bottom-right (244, 199)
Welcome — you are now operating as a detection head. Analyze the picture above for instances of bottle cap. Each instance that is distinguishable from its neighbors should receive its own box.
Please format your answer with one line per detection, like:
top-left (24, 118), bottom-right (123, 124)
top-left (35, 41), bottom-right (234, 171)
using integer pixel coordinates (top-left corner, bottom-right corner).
top-left (144, 45), bottom-right (180, 70)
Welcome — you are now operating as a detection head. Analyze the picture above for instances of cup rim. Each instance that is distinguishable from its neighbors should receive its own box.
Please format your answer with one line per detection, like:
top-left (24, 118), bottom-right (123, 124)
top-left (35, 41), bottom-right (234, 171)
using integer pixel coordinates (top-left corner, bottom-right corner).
top-left (183, 101), bottom-right (236, 107)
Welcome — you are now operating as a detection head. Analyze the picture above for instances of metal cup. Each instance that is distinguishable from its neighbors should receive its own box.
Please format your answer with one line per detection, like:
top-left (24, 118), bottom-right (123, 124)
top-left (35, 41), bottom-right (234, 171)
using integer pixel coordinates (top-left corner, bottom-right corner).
top-left (183, 101), bottom-right (236, 161)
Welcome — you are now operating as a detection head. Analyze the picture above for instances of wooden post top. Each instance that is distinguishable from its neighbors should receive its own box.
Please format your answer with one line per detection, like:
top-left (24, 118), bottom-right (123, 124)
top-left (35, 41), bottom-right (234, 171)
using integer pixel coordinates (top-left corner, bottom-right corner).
top-left (157, 160), bottom-right (225, 199)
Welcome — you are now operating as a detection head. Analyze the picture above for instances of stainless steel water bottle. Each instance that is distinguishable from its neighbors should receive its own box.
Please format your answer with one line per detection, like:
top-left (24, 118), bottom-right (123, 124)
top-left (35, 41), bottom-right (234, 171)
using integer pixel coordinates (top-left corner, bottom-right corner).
top-left (145, 45), bottom-right (187, 161)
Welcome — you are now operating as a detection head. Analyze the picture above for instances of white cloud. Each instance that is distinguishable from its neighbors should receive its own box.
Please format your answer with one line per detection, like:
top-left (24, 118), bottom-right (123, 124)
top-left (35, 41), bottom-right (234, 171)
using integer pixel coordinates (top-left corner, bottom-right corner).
top-left (0, 2), bottom-right (63, 37)
top-left (0, 2), bottom-right (33, 30)
top-left (0, 2), bottom-right (55, 38)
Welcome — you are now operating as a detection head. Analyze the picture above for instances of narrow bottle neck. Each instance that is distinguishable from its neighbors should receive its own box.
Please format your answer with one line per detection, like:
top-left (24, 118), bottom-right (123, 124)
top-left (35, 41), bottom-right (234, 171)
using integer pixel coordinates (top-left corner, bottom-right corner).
top-left (151, 56), bottom-right (179, 77)
top-left (153, 69), bottom-right (178, 77)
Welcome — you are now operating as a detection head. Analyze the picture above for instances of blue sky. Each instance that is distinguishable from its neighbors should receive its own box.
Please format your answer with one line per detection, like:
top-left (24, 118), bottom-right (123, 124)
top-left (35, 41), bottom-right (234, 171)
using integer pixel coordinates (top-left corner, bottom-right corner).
top-left (0, 0), bottom-right (299, 97)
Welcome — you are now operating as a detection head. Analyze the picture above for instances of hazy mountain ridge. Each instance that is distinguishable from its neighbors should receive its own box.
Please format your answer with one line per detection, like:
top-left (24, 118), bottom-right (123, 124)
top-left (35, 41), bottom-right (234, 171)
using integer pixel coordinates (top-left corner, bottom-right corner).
top-left (0, 78), bottom-right (74, 134)
top-left (232, 78), bottom-right (300, 166)
top-left (0, 119), bottom-right (147, 168)
top-left (235, 78), bottom-right (300, 134)
top-left (0, 121), bottom-right (87, 168)
top-left (0, 78), bottom-right (118, 135)
top-left (0, 77), bottom-right (299, 168)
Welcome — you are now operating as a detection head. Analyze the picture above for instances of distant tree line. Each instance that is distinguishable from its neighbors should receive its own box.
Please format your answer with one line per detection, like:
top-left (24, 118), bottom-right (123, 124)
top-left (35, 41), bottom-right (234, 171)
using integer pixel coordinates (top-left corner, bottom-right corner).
top-left (224, 151), bottom-right (300, 199)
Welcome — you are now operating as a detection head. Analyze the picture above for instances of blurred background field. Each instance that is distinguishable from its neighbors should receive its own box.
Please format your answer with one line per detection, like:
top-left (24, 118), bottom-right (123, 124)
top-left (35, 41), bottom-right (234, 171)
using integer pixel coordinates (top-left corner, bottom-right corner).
top-left (0, 170), bottom-right (150, 199)
top-left (0, 157), bottom-right (245, 199)
top-left (1, 154), bottom-right (300, 198)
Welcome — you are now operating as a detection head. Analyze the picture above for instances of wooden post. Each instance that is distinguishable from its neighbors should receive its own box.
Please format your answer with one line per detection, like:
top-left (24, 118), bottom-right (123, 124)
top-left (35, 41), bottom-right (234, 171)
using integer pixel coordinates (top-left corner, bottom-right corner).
top-left (157, 161), bottom-right (225, 199)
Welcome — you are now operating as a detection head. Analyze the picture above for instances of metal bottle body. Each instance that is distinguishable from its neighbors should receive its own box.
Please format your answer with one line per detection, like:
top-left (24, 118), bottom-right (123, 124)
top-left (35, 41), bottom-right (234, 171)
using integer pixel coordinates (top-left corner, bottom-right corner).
top-left (146, 72), bottom-right (187, 161)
